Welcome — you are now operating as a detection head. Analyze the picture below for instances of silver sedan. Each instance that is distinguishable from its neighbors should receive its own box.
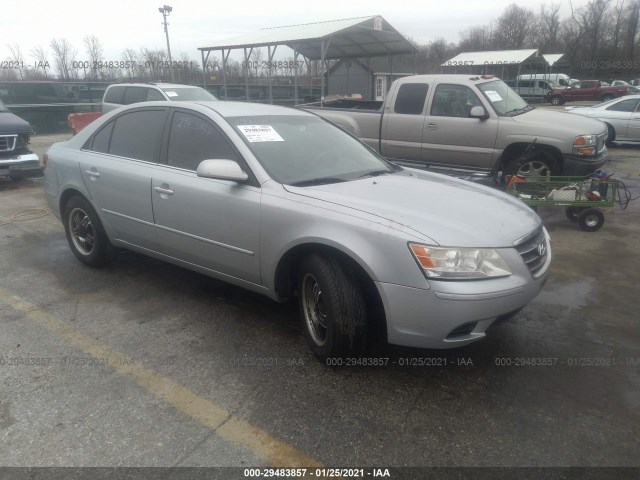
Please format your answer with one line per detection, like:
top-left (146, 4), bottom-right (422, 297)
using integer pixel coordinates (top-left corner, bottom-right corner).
top-left (43, 101), bottom-right (550, 360)
top-left (566, 94), bottom-right (640, 145)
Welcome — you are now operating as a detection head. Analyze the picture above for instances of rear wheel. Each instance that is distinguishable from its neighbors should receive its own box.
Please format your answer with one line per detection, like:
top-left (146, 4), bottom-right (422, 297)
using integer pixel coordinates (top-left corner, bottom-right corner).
top-left (602, 94), bottom-right (615, 102)
top-left (298, 253), bottom-right (367, 361)
top-left (565, 206), bottom-right (586, 222)
top-left (550, 96), bottom-right (563, 106)
top-left (577, 208), bottom-right (605, 232)
top-left (63, 196), bottom-right (113, 267)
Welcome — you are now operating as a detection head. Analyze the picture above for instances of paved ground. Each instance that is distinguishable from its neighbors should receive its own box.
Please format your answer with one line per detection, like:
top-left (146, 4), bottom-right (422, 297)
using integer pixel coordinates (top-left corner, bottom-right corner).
top-left (0, 135), bottom-right (639, 476)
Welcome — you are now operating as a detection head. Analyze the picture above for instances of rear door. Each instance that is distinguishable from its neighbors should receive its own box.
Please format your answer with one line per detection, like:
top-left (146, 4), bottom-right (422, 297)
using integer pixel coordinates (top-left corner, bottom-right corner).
top-left (151, 109), bottom-right (262, 284)
top-left (79, 107), bottom-right (168, 250)
top-left (380, 81), bottom-right (430, 162)
top-left (601, 97), bottom-right (640, 140)
top-left (421, 83), bottom-right (498, 171)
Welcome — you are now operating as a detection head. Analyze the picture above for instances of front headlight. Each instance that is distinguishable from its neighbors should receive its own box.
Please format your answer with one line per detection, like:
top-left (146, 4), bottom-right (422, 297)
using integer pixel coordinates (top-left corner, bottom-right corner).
top-left (573, 134), bottom-right (597, 155)
top-left (409, 244), bottom-right (512, 280)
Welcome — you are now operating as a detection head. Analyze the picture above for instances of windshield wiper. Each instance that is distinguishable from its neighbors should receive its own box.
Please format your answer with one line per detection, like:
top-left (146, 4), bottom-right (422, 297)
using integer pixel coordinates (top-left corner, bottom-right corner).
top-left (358, 169), bottom-right (393, 178)
top-left (505, 105), bottom-right (535, 116)
top-left (289, 177), bottom-right (348, 187)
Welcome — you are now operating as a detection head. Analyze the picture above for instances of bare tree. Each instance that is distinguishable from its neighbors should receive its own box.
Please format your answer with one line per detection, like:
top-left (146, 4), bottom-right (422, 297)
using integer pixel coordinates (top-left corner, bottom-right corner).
top-left (537, 3), bottom-right (562, 52)
top-left (625, 0), bottom-right (640, 59)
top-left (493, 3), bottom-right (537, 49)
top-left (7, 44), bottom-right (25, 80)
top-left (50, 38), bottom-right (77, 80)
top-left (459, 25), bottom-right (494, 52)
top-left (31, 45), bottom-right (50, 78)
top-left (121, 48), bottom-right (139, 80)
top-left (83, 34), bottom-right (104, 79)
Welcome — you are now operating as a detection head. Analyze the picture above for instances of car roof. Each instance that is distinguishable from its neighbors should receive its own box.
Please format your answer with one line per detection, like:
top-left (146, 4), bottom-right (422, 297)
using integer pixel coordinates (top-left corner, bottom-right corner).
top-left (106, 83), bottom-right (205, 89)
top-left (113, 100), bottom-right (312, 118)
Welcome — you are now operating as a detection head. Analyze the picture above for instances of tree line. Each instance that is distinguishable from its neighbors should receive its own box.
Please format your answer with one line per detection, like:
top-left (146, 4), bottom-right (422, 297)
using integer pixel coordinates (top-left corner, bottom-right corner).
top-left (3, 1), bottom-right (640, 84)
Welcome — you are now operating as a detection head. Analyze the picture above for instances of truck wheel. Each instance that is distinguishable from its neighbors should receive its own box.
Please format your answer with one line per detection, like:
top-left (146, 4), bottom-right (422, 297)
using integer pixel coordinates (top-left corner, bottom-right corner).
top-left (550, 96), bottom-right (563, 106)
top-left (63, 196), bottom-right (114, 267)
top-left (298, 253), bottom-right (367, 361)
top-left (503, 151), bottom-right (557, 182)
top-left (601, 94), bottom-right (614, 102)
top-left (577, 208), bottom-right (605, 232)
top-left (605, 124), bottom-right (615, 146)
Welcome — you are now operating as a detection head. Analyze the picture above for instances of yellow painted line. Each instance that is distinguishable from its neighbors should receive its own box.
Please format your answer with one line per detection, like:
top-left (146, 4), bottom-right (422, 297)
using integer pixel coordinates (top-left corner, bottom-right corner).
top-left (0, 287), bottom-right (322, 468)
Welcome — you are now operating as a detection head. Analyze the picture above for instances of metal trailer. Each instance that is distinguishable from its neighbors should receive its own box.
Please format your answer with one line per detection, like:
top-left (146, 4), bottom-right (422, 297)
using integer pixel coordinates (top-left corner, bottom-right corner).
top-left (506, 175), bottom-right (618, 232)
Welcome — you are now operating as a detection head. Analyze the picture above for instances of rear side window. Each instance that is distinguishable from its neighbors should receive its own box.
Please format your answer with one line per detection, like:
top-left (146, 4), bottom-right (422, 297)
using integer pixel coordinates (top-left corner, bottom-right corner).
top-left (123, 87), bottom-right (148, 105)
top-left (167, 111), bottom-right (237, 171)
top-left (103, 86), bottom-right (125, 104)
top-left (394, 84), bottom-right (428, 115)
top-left (91, 121), bottom-right (114, 153)
top-left (109, 109), bottom-right (167, 161)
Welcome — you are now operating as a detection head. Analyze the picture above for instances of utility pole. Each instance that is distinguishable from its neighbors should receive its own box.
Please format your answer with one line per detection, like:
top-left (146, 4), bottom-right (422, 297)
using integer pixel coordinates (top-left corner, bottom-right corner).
top-left (158, 5), bottom-right (174, 82)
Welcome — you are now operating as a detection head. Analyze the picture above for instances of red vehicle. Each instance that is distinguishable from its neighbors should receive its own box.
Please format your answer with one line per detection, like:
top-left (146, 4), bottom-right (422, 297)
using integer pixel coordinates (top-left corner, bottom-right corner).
top-left (547, 80), bottom-right (631, 105)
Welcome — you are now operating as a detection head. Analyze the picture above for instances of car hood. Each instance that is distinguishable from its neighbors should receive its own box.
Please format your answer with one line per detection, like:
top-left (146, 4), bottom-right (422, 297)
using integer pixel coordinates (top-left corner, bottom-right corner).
top-left (284, 170), bottom-right (541, 247)
top-left (510, 108), bottom-right (605, 133)
top-left (0, 111), bottom-right (33, 135)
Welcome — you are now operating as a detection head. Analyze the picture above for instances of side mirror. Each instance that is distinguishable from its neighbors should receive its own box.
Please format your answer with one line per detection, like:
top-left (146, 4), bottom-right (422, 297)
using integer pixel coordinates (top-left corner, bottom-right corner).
top-left (470, 106), bottom-right (489, 119)
top-left (197, 159), bottom-right (249, 182)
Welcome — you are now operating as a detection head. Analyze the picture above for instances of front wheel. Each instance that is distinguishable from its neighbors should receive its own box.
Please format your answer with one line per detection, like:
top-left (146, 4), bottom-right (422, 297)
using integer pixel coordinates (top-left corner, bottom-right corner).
top-left (605, 123), bottom-right (616, 147)
top-left (577, 208), bottom-right (605, 232)
top-left (63, 196), bottom-right (113, 267)
top-left (550, 96), bottom-right (563, 106)
top-left (503, 151), bottom-right (558, 183)
top-left (601, 94), bottom-right (615, 102)
top-left (298, 253), bottom-right (367, 361)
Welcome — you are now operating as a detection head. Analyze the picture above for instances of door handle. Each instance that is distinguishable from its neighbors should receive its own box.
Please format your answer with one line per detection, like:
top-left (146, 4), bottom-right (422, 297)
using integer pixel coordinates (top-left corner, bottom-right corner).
top-left (154, 186), bottom-right (174, 195)
top-left (85, 170), bottom-right (100, 178)
top-left (425, 123), bottom-right (438, 129)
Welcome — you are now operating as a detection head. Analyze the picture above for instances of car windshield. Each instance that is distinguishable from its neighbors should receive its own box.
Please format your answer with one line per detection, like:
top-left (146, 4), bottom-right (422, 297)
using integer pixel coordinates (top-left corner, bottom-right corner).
top-left (478, 80), bottom-right (529, 116)
top-left (226, 115), bottom-right (400, 185)
top-left (0, 98), bottom-right (8, 112)
top-left (161, 87), bottom-right (217, 101)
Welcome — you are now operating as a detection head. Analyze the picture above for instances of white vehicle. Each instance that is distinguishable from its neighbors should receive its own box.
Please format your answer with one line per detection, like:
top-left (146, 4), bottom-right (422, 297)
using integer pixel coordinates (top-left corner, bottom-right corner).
top-left (566, 94), bottom-right (640, 145)
top-left (518, 73), bottom-right (573, 87)
top-left (505, 79), bottom-right (557, 101)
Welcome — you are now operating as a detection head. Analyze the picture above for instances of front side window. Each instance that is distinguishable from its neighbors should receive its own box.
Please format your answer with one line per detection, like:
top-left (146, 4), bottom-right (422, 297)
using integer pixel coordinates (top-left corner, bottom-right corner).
top-left (431, 84), bottom-right (482, 118)
top-left (109, 109), bottom-right (167, 161)
top-left (394, 83), bottom-right (428, 115)
top-left (123, 87), bottom-right (148, 105)
top-left (166, 111), bottom-right (237, 170)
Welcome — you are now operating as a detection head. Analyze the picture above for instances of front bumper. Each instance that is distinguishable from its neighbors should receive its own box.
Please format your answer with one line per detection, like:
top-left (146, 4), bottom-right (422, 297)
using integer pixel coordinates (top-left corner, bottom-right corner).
top-left (376, 241), bottom-right (550, 349)
top-left (0, 153), bottom-right (42, 178)
top-left (562, 150), bottom-right (608, 177)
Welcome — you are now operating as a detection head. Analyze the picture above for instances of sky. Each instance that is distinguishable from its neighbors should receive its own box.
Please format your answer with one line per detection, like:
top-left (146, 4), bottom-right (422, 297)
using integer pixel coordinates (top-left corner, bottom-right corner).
top-left (1, 0), bottom-right (592, 68)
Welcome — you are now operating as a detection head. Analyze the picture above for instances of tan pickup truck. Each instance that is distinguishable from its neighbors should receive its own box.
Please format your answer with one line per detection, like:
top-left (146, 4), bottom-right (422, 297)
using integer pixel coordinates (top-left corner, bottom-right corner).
top-left (301, 74), bottom-right (608, 181)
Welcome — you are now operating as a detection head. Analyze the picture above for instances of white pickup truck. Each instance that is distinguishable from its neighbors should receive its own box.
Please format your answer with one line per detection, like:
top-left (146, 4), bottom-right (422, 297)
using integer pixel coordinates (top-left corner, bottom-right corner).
top-left (301, 74), bottom-right (608, 180)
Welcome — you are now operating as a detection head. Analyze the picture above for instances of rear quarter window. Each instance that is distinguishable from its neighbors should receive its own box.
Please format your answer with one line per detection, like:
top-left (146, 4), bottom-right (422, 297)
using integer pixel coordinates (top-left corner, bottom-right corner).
top-left (103, 86), bottom-right (125, 104)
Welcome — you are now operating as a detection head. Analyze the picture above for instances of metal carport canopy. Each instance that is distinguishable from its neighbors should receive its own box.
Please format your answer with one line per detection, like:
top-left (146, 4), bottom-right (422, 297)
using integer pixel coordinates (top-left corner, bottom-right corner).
top-left (197, 16), bottom-right (417, 105)
top-left (198, 16), bottom-right (416, 60)
top-left (442, 49), bottom-right (541, 67)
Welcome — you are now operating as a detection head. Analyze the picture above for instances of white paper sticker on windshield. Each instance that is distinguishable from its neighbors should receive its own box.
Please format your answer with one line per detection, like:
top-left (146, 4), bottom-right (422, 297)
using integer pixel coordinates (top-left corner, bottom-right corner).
top-left (165, 91), bottom-right (178, 97)
top-left (238, 125), bottom-right (284, 142)
top-left (485, 90), bottom-right (503, 102)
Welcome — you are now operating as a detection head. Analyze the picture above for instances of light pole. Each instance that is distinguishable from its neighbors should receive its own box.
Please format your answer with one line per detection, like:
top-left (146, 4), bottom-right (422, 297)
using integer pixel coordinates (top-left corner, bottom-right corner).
top-left (158, 5), bottom-right (174, 82)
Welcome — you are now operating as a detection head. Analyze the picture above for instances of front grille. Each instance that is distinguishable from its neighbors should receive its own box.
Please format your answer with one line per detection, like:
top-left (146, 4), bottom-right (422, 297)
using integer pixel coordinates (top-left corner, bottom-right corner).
top-left (0, 135), bottom-right (17, 152)
top-left (514, 227), bottom-right (549, 278)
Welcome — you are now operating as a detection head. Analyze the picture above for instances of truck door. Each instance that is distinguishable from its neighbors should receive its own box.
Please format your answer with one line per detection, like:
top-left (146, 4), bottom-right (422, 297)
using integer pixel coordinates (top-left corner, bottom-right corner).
top-left (421, 83), bottom-right (498, 171)
top-left (380, 82), bottom-right (429, 163)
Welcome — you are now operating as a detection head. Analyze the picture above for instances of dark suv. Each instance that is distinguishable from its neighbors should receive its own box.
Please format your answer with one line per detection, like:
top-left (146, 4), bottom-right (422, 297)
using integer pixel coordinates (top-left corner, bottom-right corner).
top-left (102, 83), bottom-right (217, 113)
top-left (0, 98), bottom-right (40, 179)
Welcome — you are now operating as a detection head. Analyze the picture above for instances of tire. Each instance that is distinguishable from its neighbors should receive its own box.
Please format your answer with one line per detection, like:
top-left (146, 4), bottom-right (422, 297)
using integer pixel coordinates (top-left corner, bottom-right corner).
top-left (63, 196), bottom-right (113, 267)
top-left (577, 208), bottom-right (605, 232)
top-left (565, 206), bottom-right (585, 222)
top-left (550, 96), bottom-right (563, 106)
top-left (298, 253), bottom-right (367, 361)
top-left (602, 94), bottom-right (614, 102)
top-left (503, 150), bottom-right (558, 183)
top-left (605, 123), bottom-right (616, 147)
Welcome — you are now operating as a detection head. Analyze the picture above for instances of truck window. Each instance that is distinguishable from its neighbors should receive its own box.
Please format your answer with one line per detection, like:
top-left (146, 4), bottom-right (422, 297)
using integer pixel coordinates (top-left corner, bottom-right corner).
top-left (431, 84), bottom-right (482, 118)
top-left (393, 84), bottom-right (428, 115)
